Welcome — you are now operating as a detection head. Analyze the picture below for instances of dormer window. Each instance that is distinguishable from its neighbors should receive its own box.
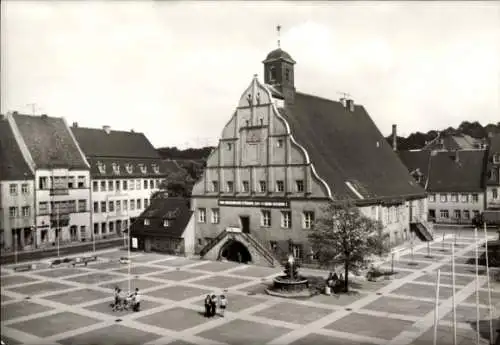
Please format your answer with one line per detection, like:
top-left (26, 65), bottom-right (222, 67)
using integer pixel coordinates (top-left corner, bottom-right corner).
top-left (144, 219), bottom-right (150, 226)
top-left (139, 164), bottom-right (147, 174)
top-left (152, 164), bottom-right (160, 174)
top-left (125, 164), bottom-right (133, 174)
top-left (97, 161), bottom-right (106, 174)
top-left (112, 163), bottom-right (120, 175)
top-left (163, 219), bottom-right (171, 227)
top-left (494, 154), bottom-right (500, 164)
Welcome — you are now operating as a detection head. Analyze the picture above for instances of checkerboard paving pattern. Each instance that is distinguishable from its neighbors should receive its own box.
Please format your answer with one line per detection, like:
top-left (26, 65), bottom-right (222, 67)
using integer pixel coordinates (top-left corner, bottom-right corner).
top-left (1, 236), bottom-right (499, 345)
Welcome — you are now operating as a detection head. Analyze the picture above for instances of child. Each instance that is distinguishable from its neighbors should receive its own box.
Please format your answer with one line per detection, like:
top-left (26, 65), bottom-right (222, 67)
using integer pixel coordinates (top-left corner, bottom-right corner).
top-left (219, 294), bottom-right (227, 317)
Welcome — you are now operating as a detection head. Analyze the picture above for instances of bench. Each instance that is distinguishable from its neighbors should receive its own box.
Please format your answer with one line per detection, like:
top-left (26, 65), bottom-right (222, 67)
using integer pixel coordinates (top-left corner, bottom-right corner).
top-left (14, 264), bottom-right (34, 272)
top-left (72, 256), bottom-right (98, 267)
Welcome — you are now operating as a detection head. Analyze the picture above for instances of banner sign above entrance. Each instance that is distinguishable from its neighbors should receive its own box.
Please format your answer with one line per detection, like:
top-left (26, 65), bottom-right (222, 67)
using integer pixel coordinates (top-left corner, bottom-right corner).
top-left (219, 199), bottom-right (290, 208)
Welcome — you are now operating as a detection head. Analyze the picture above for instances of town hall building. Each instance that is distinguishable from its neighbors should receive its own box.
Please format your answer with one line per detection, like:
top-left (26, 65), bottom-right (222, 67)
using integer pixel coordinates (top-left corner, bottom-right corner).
top-left (191, 46), bottom-right (432, 266)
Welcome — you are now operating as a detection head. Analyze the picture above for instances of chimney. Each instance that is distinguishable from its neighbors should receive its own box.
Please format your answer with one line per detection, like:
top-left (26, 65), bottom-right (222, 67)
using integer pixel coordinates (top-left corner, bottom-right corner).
top-left (392, 124), bottom-right (397, 151)
top-left (13, 111), bottom-right (18, 115)
top-left (41, 114), bottom-right (48, 119)
top-left (454, 150), bottom-right (459, 163)
top-left (102, 125), bottom-right (111, 134)
top-left (130, 129), bottom-right (135, 133)
top-left (72, 122), bottom-right (78, 128)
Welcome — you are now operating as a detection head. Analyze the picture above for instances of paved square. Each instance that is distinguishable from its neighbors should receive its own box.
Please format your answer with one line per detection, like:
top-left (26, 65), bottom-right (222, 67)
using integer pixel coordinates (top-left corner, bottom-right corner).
top-left (0, 275), bottom-right (40, 287)
top-left (1, 300), bottom-right (53, 321)
top-left (129, 254), bottom-right (167, 263)
top-left (435, 264), bottom-right (487, 276)
top-left (57, 324), bottom-right (162, 345)
top-left (309, 291), bottom-right (368, 306)
top-left (35, 267), bottom-right (88, 278)
top-left (399, 253), bottom-right (442, 262)
top-left (153, 258), bottom-right (200, 267)
top-left (1, 294), bottom-right (14, 302)
top-left (389, 260), bottom-right (433, 270)
top-left (136, 306), bottom-right (207, 331)
top-left (463, 289), bottom-right (500, 306)
top-left (442, 304), bottom-right (490, 323)
top-left (9, 311), bottom-right (101, 338)
top-left (196, 318), bottom-right (290, 344)
top-left (325, 312), bottom-right (414, 340)
top-left (43, 288), bottom-right (110, 305)
top-left (236, 265), bottom-right (281, 278)
top-left (86, 261), bottom-right (123, 270)
top-left (363, 296), bottom-right (436, 317)
top-left (192, 293), bottom-right (265, 312)
top-left (414, 271), bottom-right (475, 286)
top-left (189, 275), bottom-right (251, 289)
top-left (254, 301), bottom-right (332, 325)
top-left (84, 299), bottom-right (162, 316)
top-left (7, 281), bottom-right (74, 296)
top-left (194, 261), bottom-right (243, 272)
top-left (149, 270), bottom-right (203, 282)
top-left (148, 285), bottom-right (210, 301)
top-left (100, 278), bottom-right (162, 291)
top-left (290, 332), bottom-right (378, 345)
top-left (113, 265), bottom-right (160, 275)
top-left (411, 324), bottom-right (478, 345)
top-left (391, 282), bottom-right (454, 300)
top-left (65, 272), bottom-right (122, 284)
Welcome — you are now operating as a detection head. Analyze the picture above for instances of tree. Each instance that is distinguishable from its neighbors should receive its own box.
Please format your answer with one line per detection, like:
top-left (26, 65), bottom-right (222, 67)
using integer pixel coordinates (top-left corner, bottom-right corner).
top-left (158, 167), bottom-right (194, 197)
top-left (308, 200), bottom-right (389, 292)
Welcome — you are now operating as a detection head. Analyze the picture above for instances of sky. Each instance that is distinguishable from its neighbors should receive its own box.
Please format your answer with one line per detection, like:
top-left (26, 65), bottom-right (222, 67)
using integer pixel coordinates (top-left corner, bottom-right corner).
top-left (2, 1), bottom-right (499, 149)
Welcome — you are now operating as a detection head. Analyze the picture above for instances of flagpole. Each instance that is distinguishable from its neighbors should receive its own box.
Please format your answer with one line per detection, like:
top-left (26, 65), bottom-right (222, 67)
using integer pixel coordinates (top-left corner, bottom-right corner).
top-left (433, 269), bottom-right (441, 345)
top-left (451, 240), bottom-right (457, 345)
top-left (484, 222), bottom-right (494, 345)
top-left (57, 204), bottom-right (60, 258)
top-left (474, 227), bottom-right (480, 345)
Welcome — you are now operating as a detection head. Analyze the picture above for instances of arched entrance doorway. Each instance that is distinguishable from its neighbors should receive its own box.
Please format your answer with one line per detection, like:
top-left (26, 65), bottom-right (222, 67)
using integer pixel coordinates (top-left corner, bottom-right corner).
top-left (219, 239), bottom-right (252, 264)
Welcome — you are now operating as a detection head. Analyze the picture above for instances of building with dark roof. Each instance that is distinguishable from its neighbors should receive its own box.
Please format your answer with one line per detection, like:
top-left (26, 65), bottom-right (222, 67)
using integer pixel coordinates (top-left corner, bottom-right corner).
top-left (71, 124), bottom-right (171, 240)
top-left (423, 132), bottom-right (485, 151)
top-left (399, 149), bottom-right (486, 224)
top-left (129, 196), bottom-right (194, 255)
top-left (191, 47), bottom-right (430, 266)
top-left (0, 115), bottom-right (35, 252)
top-left (4, 112), bottom-right (92, 249)
top-left (484, 134), bottom-right (500, 224)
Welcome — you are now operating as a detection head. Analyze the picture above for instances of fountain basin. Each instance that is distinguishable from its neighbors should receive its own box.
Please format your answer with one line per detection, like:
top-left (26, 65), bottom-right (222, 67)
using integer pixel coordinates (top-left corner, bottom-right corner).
top-left (265, 275), bottom-right (312, 298)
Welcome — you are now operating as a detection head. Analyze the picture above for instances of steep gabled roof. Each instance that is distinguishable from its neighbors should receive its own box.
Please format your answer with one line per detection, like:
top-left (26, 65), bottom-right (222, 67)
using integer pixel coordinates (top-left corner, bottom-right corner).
top-left (278, 92), bottom-right (425, 202)
top-left (85, 157), bottom-right (173, 178)
top-left (71, 126), bottom-right (159, 159)
top-left (0, 118), bottom-right (33, 180)
top-left (398, 150), bottom-right (432, 188)
top-left (399, 149), bottom-right (485, 193)
top-left (130, 197), bottom-right (192, 238)
top-left (12, 114), bottom-right (88, 169)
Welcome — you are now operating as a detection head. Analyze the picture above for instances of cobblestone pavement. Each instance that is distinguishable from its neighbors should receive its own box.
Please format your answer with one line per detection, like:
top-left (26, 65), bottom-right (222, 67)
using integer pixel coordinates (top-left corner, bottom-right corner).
top-left (1, 235), bottom-right (499, 345)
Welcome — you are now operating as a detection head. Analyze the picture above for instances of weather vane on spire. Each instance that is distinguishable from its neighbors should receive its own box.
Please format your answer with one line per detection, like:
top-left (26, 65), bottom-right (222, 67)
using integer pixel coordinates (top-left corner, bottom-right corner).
top-left (277, 25), bottom-right (281, 48)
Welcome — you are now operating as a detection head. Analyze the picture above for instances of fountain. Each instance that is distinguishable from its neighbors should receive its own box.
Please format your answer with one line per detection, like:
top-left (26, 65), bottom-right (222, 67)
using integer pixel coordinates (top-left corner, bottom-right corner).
top-left (266, 254), bottom-right (311, 298)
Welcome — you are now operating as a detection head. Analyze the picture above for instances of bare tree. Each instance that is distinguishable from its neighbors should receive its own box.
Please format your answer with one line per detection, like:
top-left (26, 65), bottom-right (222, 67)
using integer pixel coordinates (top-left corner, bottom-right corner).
top-left (309, 200), bottom-right (389, 292)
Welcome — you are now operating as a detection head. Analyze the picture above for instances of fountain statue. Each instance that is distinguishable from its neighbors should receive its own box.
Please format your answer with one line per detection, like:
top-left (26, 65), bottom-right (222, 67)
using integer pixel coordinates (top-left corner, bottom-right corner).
top-left (266, 254), bottom-right (311, 298)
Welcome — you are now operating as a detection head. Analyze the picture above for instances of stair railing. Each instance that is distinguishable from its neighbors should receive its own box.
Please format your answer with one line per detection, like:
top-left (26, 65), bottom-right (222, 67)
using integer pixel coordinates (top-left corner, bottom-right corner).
top-left (199, 229), bottom-right (228, 257)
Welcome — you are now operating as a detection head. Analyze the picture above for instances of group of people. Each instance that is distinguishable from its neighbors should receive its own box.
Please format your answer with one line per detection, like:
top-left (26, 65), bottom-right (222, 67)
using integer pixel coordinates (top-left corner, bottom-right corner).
top-left (112, 287), bottom-right (141, 312)
top-left (204, 294), bottom-right (227, 317)
top-left (325, 271), bottom-right (344, 295)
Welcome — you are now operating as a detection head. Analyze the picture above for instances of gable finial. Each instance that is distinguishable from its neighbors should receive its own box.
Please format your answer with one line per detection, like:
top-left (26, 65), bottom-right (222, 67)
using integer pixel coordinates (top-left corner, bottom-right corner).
top-left (276, 25), bottom-right (281, 48)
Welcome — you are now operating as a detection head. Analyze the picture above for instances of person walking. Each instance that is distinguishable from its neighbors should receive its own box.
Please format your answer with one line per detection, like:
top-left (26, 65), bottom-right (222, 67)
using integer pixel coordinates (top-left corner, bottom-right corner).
top-left (112, 287), bottom-right (120, 311)
top-left (132, 288), bottom-right (141, 312)
top-left (204, 295), bottom-right (211, 317)
top-left (210, 294), bottom-right (217, 317)
top-left (219, 294), bottom-right (227, 317)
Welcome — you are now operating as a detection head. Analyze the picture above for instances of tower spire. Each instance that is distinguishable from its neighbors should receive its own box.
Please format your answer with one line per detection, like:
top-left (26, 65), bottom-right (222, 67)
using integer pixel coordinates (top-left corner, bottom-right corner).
top-left (276, 25), bottom-right (281, 48)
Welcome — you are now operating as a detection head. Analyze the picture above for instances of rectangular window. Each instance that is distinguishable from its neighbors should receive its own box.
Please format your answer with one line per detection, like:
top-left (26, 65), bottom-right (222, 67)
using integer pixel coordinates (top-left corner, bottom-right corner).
top-left (39, 202), bottom-right (49, 214)
top-left (101, 201), bottom-right (106, 213)
top-left (130, 199), bottom-right (135, 210)
top-left (123, 180), bottom-right (128, 190)
top-left (440, 194), bottom-right (447, 202)
top-left (39, 177), bottom-right (48, 189)
top-left (21, 183), bottom-right (29, 194)
top-left (150, 180), bottom-right (154, 189)
top-left (226, 181), bottom-right (234, 193)
top-left (451, 194), bottom-right (458, 202)
top-left (259, 181), bottom-right (267, 192)
top-left (77, 176), bottom-right (85, 188)
top-left (429, 194), bottom-right (436, 202)
top-left (460, 194), bottom-right (468, 203)
top-left (472, 193), bottom-right (479, 202)
top-left (94, 223), bottom-right (99, 235)
top-left (156, 179), bottom-right (160, 188)
top-left (109, 222), bottom-right (114, 232)
top-left (78, 200), bottom-right (86, 212)
top-left (303, 211), bottom-right (315, 229)
top-left (68, 176), bottom-right (75, 188)
top-left (129, 179), bottom-right (135, 190)
top-left (473, 210), bottom-right (480, 219)
top-left (136, 180), bottom-right (141, 190)
top-left (261, 210), bottom-right (271, 227)
top-left (9, 184), bottom-right (17, 196)
top-left (101, 222), bottom-right (107, 234)
top-left (116, 180), bottom-right (121, 191)
top-left (296, 180), bottom-right (304, 192)
top-left (163, 219), bottom-right (171, 227)
top-left (137, 199), bottom-right (141, 209)
top-left (123, 200), bottom-right (128, 211)
top-left (109, 201), bottom-right (114, 212)
top-left (454, 210), bottom-right (461, 219)
top-left (242, 181), bottom-right (250, 192)
top-left (281, 211), bottom-right (292, 228)
top-left (100, 181), bottom-right (106, 192)
top-left (198, 208), bottom-right (206, 223)
top-left (22, 206), bottom-right (30, 217)
top-left (211, 208), bottom-right (220, 224)
top-left (116, 200), bottom-right (121, 211)
top-left (80, 226), bottom-right (86, 239)
top-left (463, 210), bottom-right (470, 219)
top-left (440, 209), bottom-right (449, 218)
top-left (108, 180), bottom-right (114, 191)
top-left (9, 207), bottom-right (18, 218)
top-left (93, 181), bottom-right (98, 192)
top-left (493, 188), bottom-right (498, 199)
top-left (276, 180), bottom-right (284, 192)
top-left (212, 181), bottom-right (219, 192)
top-left (93, 202), bottom-right (98, 213)
top-left (144, 180), bottom-right (148, 189)
top-left (144, 198), bottom-right (148, 208)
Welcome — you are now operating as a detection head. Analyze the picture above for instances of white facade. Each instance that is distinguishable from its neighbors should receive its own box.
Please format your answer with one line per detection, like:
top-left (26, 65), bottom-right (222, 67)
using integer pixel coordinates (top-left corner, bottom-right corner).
top-left (426, 191), bottom-right (484, 224)
top-left (34, 169), bottom-right (91, 247)
top-left (90, 177), bottom-right (163, 238)
top-left (0, 180), bottom-right (35, 251)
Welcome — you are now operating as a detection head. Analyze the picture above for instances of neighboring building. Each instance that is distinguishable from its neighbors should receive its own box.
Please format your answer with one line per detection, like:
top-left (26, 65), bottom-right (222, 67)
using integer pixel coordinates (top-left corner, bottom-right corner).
top-left (6, 112), bottom-right (92, 247)
top-left (399, 149), bottom-right (486, 224)
top-left (0, 115), bottom-right (35, 252)
top-left (191, 47), bottom-right (430, 266)
top-left (71, 124), bottom-right (168, 239)
top-left (484, 134), bottom-right (500, 223)
top-left (129, 196), bottom-right (194, 255)
top-left (423, 132), bottom-right (485, 151)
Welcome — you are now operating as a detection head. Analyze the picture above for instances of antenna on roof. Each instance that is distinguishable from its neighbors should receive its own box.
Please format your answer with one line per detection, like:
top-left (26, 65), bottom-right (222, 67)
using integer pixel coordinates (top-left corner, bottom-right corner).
top-left (26, 103), bottom-right (38, 115)
top-left (337, 92), bottom-right (351, 99)
top-left (276, 25), bottom-right (281, 48)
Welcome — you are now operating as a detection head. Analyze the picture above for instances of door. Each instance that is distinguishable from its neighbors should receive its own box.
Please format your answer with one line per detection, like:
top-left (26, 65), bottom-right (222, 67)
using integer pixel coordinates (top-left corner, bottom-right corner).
top-left (144, 238), bottom-right (152, 252)
top-left (240, 216), bottom-right (250, 234)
